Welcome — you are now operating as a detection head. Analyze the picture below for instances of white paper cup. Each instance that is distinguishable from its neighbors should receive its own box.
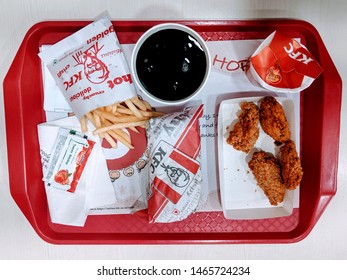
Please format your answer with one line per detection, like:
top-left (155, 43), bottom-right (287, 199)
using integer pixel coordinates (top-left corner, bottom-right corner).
top-left (131, 23), bottom-right (211, 105)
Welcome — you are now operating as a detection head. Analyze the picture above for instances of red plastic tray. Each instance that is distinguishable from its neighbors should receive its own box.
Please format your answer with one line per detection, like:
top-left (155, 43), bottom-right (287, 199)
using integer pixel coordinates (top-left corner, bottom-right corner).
top-left (3, 19), bottom-right (342, 244)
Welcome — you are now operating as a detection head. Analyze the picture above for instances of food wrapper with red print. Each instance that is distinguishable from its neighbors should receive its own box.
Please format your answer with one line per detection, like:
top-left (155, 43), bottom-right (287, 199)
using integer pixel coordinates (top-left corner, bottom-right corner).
top-left (141, 105), bottom-right (204, 223)
top-left (38, 17), bottom-right (137, 120)
top-left (249, 31), bottom-right (323, 93)
top-left (43, 128), bottom-right (95, 193)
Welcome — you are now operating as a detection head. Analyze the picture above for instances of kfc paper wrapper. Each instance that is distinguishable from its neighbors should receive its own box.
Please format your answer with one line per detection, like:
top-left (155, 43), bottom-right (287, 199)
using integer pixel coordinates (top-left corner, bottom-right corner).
top-left (89, 149), bottom-right (150, 215)
top-left (250, 31), bottom-right (323, 93)
top-left (145, 105), bottom-right (204, 223)
top-left (39, 17), bottom-right (137, 120)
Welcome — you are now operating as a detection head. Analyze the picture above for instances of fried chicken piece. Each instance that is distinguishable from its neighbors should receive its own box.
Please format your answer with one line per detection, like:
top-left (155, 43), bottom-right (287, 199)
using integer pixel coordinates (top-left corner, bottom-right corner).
top-left (279, 140), bottom-right (303, 190)
top-left (248, 151), bottom-right (286, 206)
top-left (259, 96), bottom-right (291, 144)
top-left (226, 101), bottom-right (259, 153)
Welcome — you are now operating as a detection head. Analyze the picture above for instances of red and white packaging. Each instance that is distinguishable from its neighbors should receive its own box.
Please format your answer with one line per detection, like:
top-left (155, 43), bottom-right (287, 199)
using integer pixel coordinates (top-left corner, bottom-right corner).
top-left (145, 105), bottom-right (204, 223)
top-left (250, 31), bottom-right (323, 93)
top-left (39, 17), bottom-right (137, 119)
top-left (43, 128), bottom-right (95, 193)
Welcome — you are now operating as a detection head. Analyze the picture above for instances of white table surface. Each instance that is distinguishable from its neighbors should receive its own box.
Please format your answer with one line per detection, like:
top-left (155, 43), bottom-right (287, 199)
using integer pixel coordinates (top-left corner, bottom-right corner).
top-left (0, 0), bottom-right (346, 260)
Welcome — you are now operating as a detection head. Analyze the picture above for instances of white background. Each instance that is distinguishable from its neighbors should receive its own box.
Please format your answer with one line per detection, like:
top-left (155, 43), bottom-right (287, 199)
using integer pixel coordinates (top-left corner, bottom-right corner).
top-left (0, 0), bottom-right (346, 260)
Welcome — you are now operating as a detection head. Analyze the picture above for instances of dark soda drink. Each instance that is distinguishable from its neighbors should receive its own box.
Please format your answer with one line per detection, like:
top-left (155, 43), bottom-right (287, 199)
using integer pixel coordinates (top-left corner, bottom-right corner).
top-left (135, 29), bottom-right (208, 102)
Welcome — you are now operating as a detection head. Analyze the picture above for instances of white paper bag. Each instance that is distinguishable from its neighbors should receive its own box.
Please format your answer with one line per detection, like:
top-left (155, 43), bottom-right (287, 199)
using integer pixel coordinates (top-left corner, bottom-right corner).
top-left (38, 17), bottom-right (137, 119)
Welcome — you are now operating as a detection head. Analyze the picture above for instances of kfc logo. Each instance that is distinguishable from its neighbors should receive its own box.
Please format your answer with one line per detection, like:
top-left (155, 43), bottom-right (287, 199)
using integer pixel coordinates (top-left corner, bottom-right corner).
top-left (161, 163), bottom-right (190, 188)
top-left (73, 42), bottom-right (110, 84)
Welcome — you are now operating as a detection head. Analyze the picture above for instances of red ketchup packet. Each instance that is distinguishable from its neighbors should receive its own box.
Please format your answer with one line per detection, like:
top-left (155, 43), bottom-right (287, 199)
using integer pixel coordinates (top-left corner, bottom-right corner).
top-left (142, 105), bottom-right (204, 223)
top-left (250, 31), bottom-right (323, 93)
top-left (43, 128), bottom-right (95, 193)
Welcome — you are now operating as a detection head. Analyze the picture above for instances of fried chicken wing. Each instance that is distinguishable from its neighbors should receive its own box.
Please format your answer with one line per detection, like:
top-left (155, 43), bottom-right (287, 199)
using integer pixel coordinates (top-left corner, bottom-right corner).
top-left (248, 151), bottom-right (286, 206)
top-left (226, 101), bottom-right (259, 153)
top-left (280, 140), bottom-right (303, 190)
top-left (259, 96), bottom-right (291, 144)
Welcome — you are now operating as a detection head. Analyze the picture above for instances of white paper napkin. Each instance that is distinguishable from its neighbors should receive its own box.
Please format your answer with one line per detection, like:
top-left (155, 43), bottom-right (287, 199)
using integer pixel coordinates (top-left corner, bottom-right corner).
top-left (37, 116), bottom-right (117, 226)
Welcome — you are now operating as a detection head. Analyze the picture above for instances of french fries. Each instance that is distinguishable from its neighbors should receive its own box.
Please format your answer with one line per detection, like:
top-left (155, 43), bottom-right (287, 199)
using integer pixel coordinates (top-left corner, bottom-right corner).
top-left (79, 96), bottom-right (164, 149)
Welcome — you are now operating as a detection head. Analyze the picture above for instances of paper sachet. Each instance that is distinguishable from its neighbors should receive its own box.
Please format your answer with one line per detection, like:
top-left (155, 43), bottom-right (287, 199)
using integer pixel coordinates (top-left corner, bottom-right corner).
top-left (43, 128), bottom-right (95, 193)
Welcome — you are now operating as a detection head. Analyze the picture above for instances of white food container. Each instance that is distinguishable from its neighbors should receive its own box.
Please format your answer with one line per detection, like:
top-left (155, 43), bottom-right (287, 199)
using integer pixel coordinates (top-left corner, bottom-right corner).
top-left (217, 96), bottom-right (299, 220)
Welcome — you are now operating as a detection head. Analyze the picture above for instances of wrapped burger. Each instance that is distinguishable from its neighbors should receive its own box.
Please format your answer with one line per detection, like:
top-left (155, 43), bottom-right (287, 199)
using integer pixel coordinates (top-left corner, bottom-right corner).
top-left (145, 105), bottom-right (204, 223)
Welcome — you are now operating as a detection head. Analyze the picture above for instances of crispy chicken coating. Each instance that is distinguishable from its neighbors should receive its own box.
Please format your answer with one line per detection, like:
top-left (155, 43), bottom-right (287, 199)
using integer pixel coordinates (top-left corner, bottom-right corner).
top-left (248, 151), bottom-right (286, 206)
top-left (226, 101), bottom-right (259, 153)
top-left (259, 96), bottom-right (291, 144)
top-left (280, 140), bottom-right (303, 190)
